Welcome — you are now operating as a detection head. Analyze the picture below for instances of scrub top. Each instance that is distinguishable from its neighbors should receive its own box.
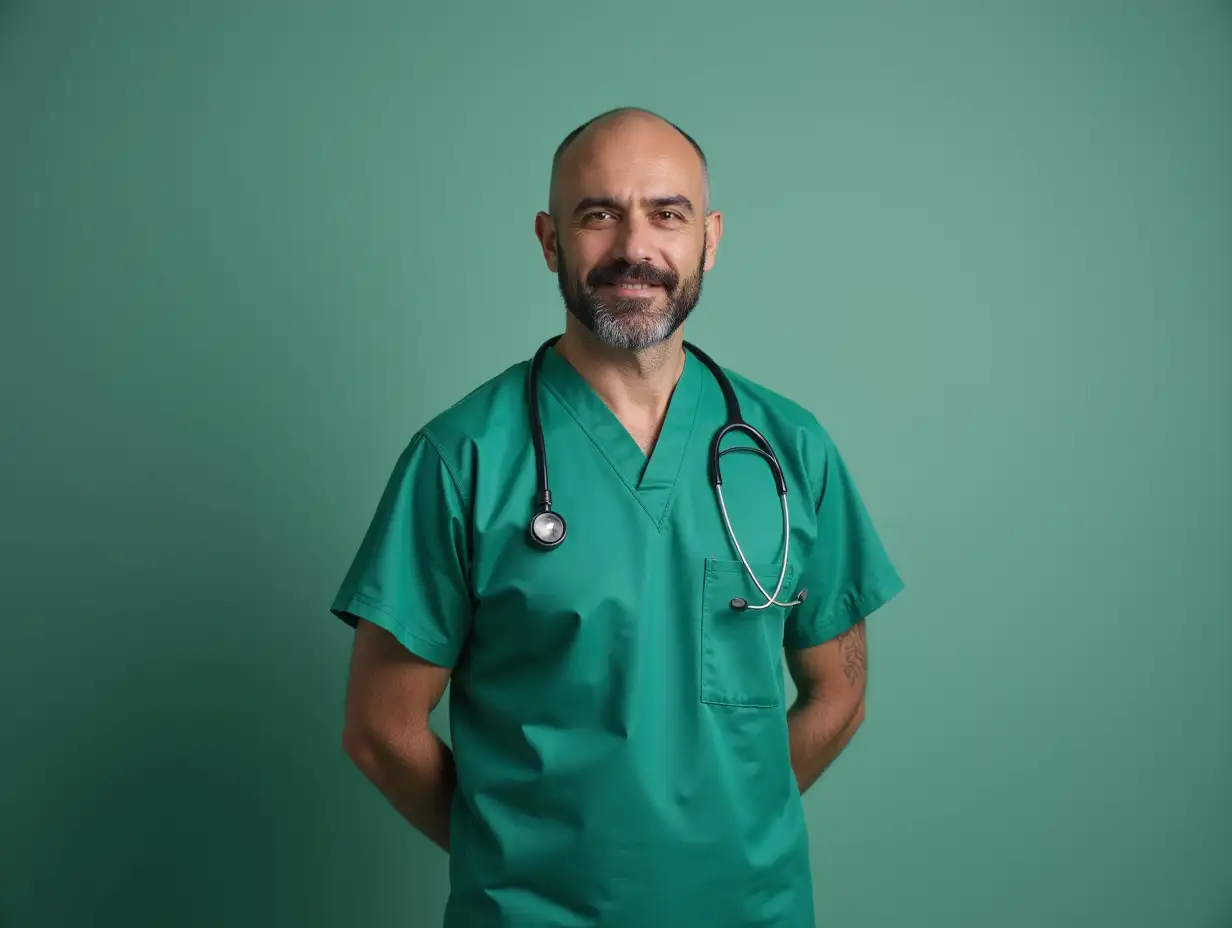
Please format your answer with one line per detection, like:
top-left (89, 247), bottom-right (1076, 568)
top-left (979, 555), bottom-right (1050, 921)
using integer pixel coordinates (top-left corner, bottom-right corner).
top-left (330, 341), bottom-right (904, 928)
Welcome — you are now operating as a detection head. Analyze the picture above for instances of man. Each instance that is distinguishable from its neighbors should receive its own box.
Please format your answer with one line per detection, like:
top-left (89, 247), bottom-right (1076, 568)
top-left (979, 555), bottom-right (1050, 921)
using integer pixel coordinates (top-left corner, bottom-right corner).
top-left (330, 107), bottom-right (904, 927)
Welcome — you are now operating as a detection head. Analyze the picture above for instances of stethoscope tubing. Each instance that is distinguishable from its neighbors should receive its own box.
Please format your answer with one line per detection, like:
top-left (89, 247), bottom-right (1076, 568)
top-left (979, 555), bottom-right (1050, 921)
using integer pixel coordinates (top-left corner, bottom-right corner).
top-left (526, 335), bottom-right (807, 611)
top-left (716, 486), bottom-right (798, 610)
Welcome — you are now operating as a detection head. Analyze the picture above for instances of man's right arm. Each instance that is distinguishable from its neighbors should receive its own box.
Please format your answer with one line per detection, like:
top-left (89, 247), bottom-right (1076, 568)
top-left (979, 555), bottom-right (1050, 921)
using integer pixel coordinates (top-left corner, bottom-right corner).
top-left (341, 618), bottom-right (457, 853)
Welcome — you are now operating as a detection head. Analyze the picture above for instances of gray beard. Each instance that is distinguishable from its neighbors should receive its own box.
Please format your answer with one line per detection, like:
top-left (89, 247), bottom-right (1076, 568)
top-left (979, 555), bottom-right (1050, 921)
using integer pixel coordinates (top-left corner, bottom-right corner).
top-left (557, 250), bottom-right (705, 351)
top-left (585, 301), bottom-right (682, 350)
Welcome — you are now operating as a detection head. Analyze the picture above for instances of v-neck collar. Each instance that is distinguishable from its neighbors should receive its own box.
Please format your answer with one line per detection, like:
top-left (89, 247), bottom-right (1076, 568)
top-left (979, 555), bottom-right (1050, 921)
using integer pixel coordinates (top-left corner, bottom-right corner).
top-left (538, 342), bottom-right (704, 528)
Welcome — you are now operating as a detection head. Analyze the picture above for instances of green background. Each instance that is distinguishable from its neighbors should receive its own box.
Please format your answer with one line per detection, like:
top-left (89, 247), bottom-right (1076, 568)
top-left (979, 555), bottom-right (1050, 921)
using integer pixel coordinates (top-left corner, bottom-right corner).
top-left (3, 1), bottom-right (1229, 925)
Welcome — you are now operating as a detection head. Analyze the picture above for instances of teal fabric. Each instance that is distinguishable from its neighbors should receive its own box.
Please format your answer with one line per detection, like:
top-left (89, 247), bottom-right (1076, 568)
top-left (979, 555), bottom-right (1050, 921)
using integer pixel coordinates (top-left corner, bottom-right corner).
top-left (331, 342), bottom-right (904, 927)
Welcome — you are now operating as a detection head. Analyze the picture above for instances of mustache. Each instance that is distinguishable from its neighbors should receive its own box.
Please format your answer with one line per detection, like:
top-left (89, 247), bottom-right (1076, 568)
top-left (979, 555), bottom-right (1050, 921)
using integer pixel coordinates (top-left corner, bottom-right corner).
top-left (586, 261), bottom-right (677, 290)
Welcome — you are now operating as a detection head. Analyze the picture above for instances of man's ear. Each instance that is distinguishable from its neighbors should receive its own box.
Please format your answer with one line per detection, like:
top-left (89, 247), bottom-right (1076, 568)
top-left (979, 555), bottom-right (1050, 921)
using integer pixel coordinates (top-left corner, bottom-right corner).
top-left (703, 210), bottom-right (723, 271)
top-left (534, 211), bottom-right (559, 272)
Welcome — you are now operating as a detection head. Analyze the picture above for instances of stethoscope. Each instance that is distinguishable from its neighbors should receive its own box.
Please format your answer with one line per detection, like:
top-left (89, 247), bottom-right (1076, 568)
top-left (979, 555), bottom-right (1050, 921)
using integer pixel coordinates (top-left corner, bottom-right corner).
top-left (526, 335), bottom-right (808, 613)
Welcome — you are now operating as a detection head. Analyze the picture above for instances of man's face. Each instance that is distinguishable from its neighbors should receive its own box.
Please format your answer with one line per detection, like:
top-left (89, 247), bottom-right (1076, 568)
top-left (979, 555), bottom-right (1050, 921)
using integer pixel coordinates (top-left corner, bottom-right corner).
top-left (538, 116), bottom-right (722, 351)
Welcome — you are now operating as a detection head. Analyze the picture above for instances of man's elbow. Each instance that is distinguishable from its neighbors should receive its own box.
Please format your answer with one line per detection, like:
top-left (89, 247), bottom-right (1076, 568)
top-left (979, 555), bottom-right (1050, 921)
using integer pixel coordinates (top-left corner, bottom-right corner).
top-left (846, 697), bottom-right (866, 736)
top-left (342, 718), bottom-right (385, 775)
top-left (342, 710), bottom-right (431, 778)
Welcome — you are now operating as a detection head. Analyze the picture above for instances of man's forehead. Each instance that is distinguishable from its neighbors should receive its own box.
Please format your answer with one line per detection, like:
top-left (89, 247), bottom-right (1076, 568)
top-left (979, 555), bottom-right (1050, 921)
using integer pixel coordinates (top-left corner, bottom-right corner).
top-left (573, 151), bottom-right (686, 191)
top-left (556, 115), bottom-right (704, 203)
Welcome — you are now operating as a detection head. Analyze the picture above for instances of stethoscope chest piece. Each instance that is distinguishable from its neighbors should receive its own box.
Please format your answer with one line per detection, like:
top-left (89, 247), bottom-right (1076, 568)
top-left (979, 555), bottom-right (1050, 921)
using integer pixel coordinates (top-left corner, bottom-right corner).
top-left (528, 508), bottom-right (567, 549)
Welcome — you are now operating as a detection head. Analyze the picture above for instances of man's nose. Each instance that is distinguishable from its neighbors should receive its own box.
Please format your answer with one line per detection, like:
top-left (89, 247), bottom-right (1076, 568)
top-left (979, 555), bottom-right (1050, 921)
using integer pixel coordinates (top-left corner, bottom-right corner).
top-left (612, 214), bottom-right (655, 264)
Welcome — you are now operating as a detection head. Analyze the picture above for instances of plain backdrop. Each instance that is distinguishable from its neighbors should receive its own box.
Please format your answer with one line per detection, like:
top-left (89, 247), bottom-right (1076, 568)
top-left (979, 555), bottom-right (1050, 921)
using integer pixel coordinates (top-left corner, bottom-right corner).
top-left (2, 2), bottom-right (1230, 926)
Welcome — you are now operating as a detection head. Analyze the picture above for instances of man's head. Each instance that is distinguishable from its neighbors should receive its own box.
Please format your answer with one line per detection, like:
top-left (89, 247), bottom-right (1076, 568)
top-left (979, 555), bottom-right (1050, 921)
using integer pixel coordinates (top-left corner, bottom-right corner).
top-left (535, 108), bottom-right (723, 351)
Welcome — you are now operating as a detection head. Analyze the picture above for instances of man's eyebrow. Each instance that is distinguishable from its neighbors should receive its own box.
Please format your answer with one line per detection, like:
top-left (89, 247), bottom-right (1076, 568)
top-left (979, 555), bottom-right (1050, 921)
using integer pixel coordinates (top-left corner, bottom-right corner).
top-left (572, 196), bottom-right (626, 215)
top-left (646, 195), bottom-right (696, 216)
top-left (572, 194), bottom-right (697, 217)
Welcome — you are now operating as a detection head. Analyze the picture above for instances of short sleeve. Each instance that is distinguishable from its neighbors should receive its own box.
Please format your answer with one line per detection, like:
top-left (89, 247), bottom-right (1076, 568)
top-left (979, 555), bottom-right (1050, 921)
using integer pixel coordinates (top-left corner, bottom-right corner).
top-left (783, 430), bottom-right (905, 649)
top-left (329, 430), bottom-right (473, 667)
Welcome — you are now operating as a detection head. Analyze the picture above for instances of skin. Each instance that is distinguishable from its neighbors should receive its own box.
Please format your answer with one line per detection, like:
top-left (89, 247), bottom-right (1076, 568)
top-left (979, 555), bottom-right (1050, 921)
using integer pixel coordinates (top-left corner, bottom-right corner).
top-left (343, 621), bottom-right (455, 852)
top-left (341, 110), bottom-right (867, 855)
top-left (786, 620), bottom-right (868, 793)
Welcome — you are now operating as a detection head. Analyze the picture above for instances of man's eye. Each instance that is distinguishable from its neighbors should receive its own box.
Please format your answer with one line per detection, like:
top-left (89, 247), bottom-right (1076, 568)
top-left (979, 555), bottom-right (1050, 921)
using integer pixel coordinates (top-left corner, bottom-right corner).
top-left (586, 211), bottom-right (615, 221)
top-left (656, 211), bottom-right (681, 221)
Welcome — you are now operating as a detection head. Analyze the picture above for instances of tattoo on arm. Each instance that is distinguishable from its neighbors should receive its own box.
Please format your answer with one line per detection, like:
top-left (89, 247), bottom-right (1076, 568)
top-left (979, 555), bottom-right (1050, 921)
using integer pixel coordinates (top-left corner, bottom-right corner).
top-left (839, 620), bottom-right (867, 686)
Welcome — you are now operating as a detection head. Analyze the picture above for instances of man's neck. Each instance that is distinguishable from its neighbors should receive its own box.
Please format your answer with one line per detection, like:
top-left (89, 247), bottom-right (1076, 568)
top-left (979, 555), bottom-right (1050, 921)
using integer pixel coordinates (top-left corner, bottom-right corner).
top-left (554, 321), bottom-right (686, 455)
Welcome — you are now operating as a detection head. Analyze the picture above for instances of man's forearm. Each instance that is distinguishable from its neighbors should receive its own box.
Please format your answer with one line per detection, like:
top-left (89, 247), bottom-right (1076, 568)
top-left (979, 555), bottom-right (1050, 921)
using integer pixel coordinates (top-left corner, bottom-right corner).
top-left (353, 725), bottom-right (457, 852)
top-left (787, 697), bottom-right (865, 793)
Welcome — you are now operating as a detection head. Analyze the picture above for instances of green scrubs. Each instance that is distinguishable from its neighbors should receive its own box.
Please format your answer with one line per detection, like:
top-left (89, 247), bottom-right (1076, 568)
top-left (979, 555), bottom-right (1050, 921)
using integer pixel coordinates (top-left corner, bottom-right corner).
top-left (330, 342), bottom-right (904, 927)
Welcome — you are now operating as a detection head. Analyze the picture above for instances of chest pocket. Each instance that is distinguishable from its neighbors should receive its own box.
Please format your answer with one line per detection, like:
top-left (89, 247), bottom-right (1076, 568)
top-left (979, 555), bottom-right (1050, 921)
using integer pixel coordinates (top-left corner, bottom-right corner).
top-left (700, 557), bottom-right (795, 708)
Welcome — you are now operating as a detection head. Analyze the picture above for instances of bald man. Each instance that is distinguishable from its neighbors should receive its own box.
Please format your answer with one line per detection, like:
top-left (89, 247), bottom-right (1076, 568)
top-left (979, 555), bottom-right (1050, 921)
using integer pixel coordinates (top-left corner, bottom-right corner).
top-left (331, 107), bottom-right (904, 927)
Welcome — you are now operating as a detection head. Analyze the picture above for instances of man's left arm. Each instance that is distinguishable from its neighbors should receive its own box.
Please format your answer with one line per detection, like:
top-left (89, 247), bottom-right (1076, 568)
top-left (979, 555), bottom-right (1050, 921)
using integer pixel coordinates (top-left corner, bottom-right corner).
top-left (785, 619), bottom-right (868, 793)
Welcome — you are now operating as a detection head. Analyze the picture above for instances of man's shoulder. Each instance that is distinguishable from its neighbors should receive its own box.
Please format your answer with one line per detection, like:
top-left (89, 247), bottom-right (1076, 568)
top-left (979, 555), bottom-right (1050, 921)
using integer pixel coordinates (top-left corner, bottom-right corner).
top-left (423, 357), bottom-right (528, 435)
top-left (411, 356), bottom-right (530, 481)
top-left (719, 363), bottom-right (829, 441)
top-left (716, 363), bottom-right (837, 497)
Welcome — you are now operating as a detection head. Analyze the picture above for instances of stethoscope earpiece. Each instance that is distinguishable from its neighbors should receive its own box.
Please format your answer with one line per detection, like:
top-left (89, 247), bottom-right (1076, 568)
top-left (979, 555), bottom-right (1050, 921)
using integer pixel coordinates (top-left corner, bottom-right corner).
top-left (731, 587), bottom-right (805, 613)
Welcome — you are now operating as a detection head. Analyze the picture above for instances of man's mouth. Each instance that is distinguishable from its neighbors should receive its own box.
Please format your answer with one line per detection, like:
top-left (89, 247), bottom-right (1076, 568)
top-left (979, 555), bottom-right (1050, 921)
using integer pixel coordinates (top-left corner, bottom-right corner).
top-left (602, 280), bottom-right (662, 292)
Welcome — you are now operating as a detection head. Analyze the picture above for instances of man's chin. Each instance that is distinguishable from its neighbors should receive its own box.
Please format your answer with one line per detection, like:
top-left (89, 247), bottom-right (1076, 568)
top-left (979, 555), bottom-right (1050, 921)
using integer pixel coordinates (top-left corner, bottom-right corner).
top-left (593, 315), bottom-right (678, 350)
